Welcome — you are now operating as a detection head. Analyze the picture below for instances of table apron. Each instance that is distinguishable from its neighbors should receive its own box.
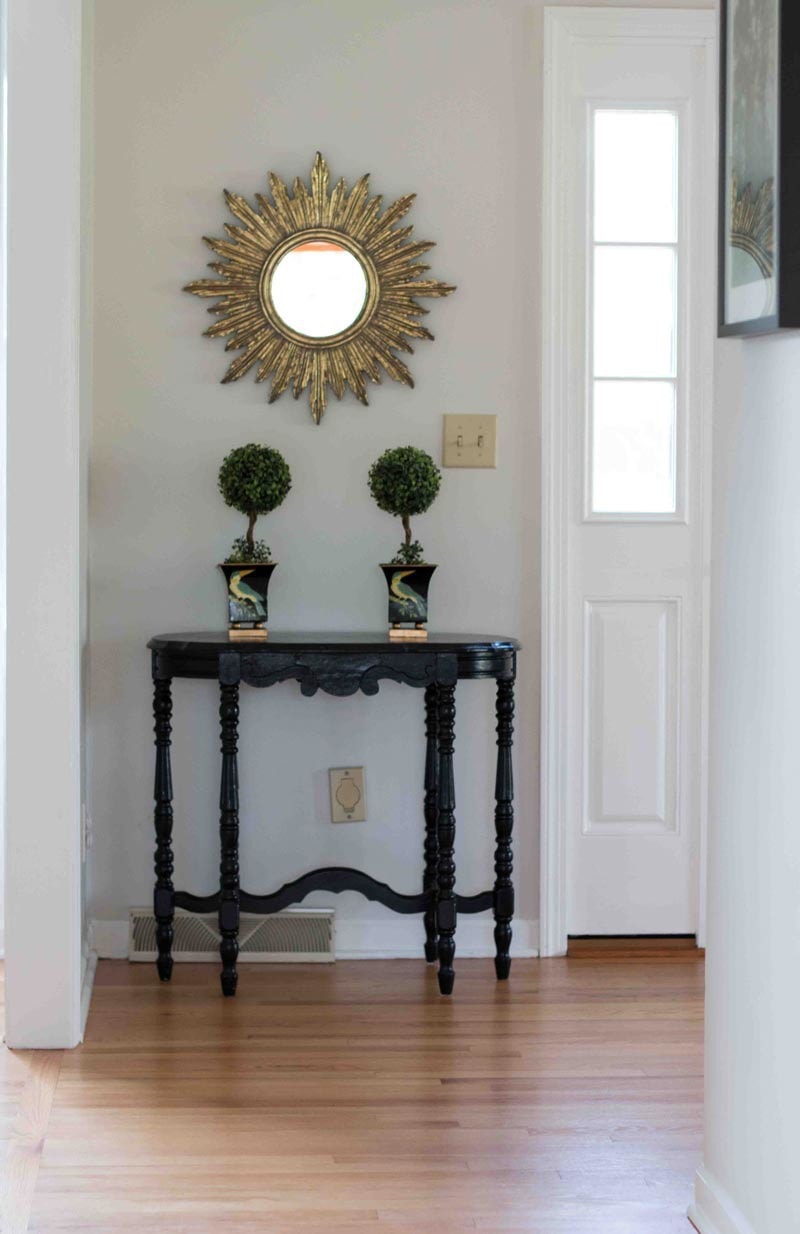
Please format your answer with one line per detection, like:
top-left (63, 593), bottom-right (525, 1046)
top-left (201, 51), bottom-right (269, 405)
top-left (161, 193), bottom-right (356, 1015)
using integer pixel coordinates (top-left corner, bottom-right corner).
top-left (152, 647), bottom-right (516, 687)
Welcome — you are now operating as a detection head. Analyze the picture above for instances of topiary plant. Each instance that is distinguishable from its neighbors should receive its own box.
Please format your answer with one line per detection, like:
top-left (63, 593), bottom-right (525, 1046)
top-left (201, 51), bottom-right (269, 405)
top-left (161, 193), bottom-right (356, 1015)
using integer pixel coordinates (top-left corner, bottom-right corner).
top-left (218, 443), bottom-right (292, 563)
top-left (368, 445), bottom-right (441, 565)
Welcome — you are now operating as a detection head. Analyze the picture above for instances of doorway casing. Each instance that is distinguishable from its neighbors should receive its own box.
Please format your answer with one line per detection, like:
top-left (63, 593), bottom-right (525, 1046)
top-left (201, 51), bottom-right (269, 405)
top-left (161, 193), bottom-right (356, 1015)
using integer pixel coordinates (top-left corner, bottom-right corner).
top-left (3, 0), bottom-right (85, 1048)
top-left (539, 5), bottom-right (716, 956)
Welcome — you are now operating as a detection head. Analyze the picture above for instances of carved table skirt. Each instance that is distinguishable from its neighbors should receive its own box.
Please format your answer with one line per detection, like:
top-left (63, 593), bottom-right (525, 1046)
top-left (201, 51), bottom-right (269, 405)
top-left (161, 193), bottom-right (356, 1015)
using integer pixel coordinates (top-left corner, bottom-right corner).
top-left (147, 632), bottom-right (519, 997)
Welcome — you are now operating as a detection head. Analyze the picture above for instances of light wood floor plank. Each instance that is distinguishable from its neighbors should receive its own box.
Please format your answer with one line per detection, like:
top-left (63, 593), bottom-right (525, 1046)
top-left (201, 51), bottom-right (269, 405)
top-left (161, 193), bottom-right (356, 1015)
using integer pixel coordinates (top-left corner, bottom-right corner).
top-left (1, 1049), bottom-right (62, 1234)
top-left (14, 953), bottom-right (703, 1232)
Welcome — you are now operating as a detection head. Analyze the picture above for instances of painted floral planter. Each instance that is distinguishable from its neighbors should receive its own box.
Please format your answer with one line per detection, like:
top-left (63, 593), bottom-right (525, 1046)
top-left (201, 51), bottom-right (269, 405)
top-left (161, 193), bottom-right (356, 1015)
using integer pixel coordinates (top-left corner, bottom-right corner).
top-left (219, 562), bottom-right (277, 629)
top-left (380, 563), bottom-right (437, 629)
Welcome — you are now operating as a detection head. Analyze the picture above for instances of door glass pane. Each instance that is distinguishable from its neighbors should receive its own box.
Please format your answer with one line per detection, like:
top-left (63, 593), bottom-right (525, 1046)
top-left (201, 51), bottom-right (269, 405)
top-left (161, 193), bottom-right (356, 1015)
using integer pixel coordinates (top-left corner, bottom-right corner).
top-left (592, 381), bottom-right (676, 514)
top-left (594, 246), bottom-right (676, 378)
top-left (594, 110), bottom-right (678, 243)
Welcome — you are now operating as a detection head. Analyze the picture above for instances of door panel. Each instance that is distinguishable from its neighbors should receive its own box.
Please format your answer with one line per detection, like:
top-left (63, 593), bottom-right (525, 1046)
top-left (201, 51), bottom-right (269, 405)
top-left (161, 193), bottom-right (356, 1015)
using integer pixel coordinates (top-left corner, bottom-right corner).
top-left (561, 27), bottom-right (711, 938)
top-left (584, 599), bottom-right (678, 834)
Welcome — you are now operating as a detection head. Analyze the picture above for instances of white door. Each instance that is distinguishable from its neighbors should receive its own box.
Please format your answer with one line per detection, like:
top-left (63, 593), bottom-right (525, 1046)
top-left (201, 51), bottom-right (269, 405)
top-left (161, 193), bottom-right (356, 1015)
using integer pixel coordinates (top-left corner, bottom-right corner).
top-left (542, 9), bottom-right (716, 941)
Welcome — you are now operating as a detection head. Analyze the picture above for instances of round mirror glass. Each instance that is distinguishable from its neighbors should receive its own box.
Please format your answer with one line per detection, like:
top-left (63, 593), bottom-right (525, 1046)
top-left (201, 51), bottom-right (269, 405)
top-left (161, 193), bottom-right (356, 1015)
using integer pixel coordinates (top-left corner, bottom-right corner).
top-left (269, 240), bottom-right (368, 338)
top-left (729, 247), bottom-right (775, 320)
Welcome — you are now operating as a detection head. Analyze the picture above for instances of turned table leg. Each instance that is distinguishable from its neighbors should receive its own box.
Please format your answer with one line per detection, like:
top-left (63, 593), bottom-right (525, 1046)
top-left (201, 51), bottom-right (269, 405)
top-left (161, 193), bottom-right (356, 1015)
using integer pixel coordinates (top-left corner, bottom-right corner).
top-left (423, 685), bottom-right (439, 963)
top-left (152, 671), bottom-right (175, 982)
top-left (493, 677), bottom-right (515, 979)
top-left (436, 682), bottom-right (457, 995)
top-left (218, 680), bottom-right (241, 996)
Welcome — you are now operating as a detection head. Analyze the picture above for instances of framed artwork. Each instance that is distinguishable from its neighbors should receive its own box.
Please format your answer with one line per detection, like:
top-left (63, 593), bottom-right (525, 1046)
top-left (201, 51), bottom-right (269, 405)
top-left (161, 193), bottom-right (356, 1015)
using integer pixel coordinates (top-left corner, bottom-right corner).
top-left (719, 0), bottom-right (800, 335)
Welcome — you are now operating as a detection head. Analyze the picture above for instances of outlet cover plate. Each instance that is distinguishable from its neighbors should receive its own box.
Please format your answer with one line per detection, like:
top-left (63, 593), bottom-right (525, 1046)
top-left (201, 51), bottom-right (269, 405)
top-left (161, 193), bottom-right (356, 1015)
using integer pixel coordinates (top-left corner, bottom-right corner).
top-left (329, 767), bottom-right (366, 822)
top-left (442, 414), bottom-right (497, 468)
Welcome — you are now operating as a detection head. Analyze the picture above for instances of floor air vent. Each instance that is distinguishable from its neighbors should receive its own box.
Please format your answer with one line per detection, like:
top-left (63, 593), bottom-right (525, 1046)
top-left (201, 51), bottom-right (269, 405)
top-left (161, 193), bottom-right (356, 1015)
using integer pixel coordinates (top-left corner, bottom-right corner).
top-left (128, 907), bottom-right (335, 963)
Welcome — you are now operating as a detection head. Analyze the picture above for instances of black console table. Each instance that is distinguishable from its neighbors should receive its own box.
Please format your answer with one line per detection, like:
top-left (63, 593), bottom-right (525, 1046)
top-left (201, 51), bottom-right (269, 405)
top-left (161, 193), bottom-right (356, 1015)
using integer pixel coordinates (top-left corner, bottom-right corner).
top-left (147, 631), bottom-right (519, 997)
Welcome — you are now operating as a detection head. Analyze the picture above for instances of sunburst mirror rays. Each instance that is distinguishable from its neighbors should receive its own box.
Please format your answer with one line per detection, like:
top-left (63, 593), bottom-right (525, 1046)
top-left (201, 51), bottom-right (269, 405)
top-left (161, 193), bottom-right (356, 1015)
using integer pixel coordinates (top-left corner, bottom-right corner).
top-left (184, 153), bottom-right (456, 424)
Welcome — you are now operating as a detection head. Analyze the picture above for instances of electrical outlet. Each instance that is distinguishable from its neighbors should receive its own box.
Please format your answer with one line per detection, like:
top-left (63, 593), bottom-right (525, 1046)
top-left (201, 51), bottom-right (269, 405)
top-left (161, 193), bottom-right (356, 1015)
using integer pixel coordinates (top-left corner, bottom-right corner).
top-left (442, 414), bottom-right (497, 468)
top-left (329, 767), bottom-right (366, 823)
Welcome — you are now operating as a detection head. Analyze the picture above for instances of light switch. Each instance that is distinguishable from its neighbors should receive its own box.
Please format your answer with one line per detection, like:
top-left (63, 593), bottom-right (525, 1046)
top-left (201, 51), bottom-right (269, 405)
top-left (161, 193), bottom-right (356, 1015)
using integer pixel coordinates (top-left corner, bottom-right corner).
top-left (329, 767), bottom-right (366, 823)
top-left (442, 414), bottom-right (497, 468)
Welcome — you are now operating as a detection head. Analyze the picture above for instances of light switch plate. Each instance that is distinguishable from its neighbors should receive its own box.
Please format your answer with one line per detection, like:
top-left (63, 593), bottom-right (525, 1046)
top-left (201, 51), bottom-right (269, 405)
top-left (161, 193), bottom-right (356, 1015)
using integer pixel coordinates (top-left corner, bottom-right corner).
top-left (442, 414), bottom-right (497, 468)
top-left (329, 767), bottom-right (366, 823)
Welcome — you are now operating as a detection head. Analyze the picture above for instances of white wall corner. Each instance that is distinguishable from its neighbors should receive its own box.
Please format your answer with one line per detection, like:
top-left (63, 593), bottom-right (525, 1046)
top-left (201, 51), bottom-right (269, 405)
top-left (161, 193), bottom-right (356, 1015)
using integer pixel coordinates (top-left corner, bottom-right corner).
top-left (90, 916), bottom-right (539, 962)
top-left (688, 1165), bottom-right (759, 1234)
top-left (3, 0), bottom-right (85, 1051)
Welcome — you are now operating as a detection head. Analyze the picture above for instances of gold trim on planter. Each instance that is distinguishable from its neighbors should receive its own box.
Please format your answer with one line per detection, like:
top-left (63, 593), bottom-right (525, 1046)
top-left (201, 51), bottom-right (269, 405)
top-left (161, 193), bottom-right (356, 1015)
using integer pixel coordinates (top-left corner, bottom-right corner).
top-left (185, 153), bottom-right (455, 424)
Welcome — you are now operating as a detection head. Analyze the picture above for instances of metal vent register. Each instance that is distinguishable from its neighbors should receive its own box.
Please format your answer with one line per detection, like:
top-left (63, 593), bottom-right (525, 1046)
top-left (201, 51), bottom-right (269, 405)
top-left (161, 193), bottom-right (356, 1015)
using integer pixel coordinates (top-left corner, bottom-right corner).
top-left (129, 908), bottom-right (335, 963)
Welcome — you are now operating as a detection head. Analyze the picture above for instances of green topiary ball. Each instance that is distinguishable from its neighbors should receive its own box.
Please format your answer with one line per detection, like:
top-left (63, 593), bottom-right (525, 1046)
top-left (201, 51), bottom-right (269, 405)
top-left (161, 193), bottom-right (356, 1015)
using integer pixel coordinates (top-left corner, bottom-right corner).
top-left (218, 443), bottom-right (292, 516)
top-left (368, 446), bottom-right (441, 518)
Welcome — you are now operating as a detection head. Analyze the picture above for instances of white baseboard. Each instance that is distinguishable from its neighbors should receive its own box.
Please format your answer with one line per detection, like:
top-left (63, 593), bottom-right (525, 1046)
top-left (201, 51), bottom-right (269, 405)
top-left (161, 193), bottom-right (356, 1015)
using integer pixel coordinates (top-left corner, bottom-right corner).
top-left (89, 916), bottom-right (539, 961)
top-left (334, 916), bottom-right (538, 959)
top-left (689, 1164), bottom-right (758, 1234)
top-left (89, 919), bottom-right (128, 958)
top-left (80, 949), bottom-right (98, 1040)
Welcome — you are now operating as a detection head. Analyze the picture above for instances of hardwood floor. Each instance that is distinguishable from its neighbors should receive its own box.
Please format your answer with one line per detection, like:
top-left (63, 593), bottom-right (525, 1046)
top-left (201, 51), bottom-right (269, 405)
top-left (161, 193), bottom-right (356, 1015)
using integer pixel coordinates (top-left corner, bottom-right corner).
top-left (1, 952), bottom-right (704, 1233)
top-left (0, 968), bottom-right (63, 1234)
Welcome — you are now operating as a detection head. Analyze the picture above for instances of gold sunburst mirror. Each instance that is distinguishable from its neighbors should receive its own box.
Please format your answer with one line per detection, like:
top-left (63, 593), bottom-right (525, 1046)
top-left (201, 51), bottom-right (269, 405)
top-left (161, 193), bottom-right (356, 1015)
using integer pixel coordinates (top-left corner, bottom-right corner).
top-left (185, 153), bottom-right (456, 424)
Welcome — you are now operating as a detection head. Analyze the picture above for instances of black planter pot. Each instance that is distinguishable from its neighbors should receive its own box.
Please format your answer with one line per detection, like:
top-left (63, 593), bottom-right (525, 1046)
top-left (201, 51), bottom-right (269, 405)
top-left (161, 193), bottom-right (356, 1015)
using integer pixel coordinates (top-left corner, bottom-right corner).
top-left (380, 563), bottom-right (437, 629)
top-left (219, 561), bottom-right (277, 630)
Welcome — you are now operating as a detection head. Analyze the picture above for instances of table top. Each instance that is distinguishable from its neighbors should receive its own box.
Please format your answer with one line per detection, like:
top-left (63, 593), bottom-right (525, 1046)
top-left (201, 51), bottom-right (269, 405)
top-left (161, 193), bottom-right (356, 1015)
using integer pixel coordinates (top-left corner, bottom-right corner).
top-left (149, 631), bottom-right (519, 689)
top-left (148, 631), bottom-right (521, 654)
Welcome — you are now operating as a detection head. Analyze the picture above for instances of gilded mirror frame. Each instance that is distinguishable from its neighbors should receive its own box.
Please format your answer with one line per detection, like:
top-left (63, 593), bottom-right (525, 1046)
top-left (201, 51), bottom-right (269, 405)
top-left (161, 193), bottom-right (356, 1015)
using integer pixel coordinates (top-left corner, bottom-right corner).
top-left (185, 153), bottom-right (455, 423)
top-left (729, 175), bottom-right (774, 282)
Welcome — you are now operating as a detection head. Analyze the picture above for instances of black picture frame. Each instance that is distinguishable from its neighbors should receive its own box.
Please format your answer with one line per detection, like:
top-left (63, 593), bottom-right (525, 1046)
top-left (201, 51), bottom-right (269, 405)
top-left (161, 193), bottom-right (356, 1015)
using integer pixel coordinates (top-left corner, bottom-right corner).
top-left (719, 0), bottom-right (800, 336)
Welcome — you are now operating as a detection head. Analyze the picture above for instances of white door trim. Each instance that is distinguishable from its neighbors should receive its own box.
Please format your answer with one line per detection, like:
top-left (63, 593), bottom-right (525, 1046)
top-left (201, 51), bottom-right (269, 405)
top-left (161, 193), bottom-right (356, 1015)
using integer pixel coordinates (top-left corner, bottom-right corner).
top-left (540, 5), bottom-right (716, 956)
top-left (3, 0), bottom-right (85, 1047)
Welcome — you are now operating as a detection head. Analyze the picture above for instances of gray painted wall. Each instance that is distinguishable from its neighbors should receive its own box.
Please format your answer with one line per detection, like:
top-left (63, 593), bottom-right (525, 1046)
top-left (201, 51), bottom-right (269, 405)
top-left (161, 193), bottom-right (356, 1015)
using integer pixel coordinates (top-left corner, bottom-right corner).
top-left (88, 0), bottom-right (540, 950)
